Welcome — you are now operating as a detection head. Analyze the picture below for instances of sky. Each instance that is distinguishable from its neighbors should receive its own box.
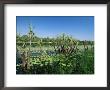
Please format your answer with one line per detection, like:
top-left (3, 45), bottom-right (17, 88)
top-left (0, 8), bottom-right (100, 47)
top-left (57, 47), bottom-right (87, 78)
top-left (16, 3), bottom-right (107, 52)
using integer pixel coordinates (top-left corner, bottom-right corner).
top-left (16, 16), bottom-right (94, 41)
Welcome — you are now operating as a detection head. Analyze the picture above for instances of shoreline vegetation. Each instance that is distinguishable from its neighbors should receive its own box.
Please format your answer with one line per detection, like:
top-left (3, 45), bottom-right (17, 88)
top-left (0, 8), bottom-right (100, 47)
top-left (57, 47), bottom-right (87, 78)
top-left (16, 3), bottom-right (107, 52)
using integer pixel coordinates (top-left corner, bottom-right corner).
top-left (16, 25), bottom-right (94, 74)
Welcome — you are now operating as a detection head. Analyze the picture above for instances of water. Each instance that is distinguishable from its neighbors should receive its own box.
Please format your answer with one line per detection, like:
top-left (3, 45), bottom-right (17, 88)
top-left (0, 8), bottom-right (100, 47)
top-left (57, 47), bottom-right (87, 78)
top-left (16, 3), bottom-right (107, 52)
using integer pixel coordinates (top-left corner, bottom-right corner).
top-left (29, 50), bottom-right (56, 57)
top-left (17, 45), bottom-right (93, 58)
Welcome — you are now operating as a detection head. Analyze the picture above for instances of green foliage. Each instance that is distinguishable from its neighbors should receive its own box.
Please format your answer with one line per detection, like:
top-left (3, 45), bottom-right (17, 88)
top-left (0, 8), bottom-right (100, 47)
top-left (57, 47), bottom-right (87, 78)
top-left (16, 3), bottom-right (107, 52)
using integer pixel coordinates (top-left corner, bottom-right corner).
top-left (16, 45), bottom-right (94, 74)
top-left (16, 31), bottom-right (94, 74)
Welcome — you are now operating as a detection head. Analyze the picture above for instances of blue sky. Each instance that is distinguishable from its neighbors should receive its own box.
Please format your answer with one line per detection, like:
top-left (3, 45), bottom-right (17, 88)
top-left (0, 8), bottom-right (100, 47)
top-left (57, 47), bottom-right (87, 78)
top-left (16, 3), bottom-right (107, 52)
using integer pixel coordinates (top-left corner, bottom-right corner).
top-left (16, 16), bottom-right (94, 41)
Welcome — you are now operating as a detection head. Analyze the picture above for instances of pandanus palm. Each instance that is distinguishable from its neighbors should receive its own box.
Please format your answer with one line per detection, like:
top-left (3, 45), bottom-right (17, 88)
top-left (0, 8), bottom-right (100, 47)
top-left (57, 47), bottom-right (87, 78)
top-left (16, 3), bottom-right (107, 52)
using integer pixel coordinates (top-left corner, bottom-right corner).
top-left (27, 24), bottom-right (34, 69)
top-left (55, 33), bottom-right (78, 54)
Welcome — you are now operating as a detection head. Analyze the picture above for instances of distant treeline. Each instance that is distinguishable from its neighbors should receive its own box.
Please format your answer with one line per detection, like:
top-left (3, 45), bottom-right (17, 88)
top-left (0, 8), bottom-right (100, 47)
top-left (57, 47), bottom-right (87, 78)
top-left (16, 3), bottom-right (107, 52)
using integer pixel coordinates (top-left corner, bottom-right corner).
top-left (16, 34), bottom-right (94, 47)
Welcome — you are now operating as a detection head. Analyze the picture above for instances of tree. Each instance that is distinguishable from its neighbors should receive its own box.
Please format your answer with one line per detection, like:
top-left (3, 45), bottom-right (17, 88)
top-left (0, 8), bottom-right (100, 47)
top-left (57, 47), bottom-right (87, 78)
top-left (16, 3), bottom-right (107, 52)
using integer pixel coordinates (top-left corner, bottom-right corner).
top-left (21, 35), bottom-right (29, 42)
